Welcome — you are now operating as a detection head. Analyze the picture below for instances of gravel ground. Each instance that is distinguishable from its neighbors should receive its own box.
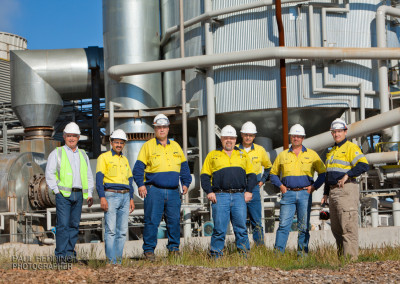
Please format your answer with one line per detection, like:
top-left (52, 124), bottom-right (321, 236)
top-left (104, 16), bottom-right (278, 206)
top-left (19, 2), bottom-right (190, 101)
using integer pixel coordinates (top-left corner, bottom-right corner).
top-left (1, 260), bottom-right (399, 283)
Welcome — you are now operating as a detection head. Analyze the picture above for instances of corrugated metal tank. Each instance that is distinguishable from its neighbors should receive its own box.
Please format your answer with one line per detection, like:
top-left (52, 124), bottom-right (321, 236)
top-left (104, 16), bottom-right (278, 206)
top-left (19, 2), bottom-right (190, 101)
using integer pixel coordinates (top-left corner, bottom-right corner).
top-left (161, 0), bottom-right (400, 147)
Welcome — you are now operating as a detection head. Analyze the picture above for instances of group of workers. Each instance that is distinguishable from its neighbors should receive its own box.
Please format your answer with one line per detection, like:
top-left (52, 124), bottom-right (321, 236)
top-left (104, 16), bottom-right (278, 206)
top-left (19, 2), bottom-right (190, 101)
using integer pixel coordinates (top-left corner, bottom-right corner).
top-left (45, 114), bottom-right (368, 264)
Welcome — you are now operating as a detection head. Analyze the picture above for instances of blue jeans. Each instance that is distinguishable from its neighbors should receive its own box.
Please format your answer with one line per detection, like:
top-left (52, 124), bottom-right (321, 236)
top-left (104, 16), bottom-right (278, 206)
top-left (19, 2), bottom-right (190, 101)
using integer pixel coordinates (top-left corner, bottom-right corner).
top-left (274, 189), bottom-right (312, 254)
top-left (210, 192), bottom-right (250, 257)
top-left (143, 185), bottom-right (181, 253)
top-left (55, 191), bottom-right (83, 259)
top-left (247, 185), bottom-right (264, 245)
top-left (104, 191), bottom-right (130, 264)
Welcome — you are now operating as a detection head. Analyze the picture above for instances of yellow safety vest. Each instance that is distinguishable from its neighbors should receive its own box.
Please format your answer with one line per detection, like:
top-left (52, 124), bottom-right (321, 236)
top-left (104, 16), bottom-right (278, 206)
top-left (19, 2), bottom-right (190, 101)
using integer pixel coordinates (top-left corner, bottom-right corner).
top-left (56, 147), bottom-right (89, 199)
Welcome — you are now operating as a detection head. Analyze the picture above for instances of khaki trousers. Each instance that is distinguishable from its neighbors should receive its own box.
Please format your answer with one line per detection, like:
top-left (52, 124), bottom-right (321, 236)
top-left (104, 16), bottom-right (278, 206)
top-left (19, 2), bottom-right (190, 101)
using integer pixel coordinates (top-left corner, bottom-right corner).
top-left (329, 182), bottom-right (359, 260)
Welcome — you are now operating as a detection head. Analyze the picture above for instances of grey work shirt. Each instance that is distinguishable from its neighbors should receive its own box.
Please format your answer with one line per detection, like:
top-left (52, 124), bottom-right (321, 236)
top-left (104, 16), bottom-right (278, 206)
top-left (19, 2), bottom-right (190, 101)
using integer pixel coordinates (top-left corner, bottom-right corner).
top-left (45, 145), bottom-right (94, 197)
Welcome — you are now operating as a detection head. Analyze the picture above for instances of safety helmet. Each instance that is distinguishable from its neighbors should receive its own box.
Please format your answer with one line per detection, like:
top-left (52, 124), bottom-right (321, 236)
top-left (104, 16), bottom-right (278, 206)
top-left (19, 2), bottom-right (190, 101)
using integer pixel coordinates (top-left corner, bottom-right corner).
top-left (220, 125), bottom-right (237, 137)
top-left (330, 118), bottom-right (347, 130)
top-left (153, 114), bottom-right (170, 126)
top-left (64, 122), bottom-right (81, 135)
top-left (110, 129), bottom-right (128, 141)
top-left (289, 124), bottom-right (305, 136)
top-left (240, 121), bottom-right (257, 134)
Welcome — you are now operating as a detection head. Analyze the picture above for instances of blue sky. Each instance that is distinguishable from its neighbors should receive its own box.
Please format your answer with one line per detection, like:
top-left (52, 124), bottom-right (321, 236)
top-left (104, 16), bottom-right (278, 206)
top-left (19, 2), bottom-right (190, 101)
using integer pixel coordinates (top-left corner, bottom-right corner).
top-left (0, 0), bottom-right (103, 49)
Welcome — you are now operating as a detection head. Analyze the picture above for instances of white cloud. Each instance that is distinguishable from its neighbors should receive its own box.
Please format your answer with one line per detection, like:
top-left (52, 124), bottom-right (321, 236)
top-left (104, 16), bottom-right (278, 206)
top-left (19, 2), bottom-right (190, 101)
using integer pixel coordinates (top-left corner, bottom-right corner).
top-left (0, 0), bottom-right (21, 33)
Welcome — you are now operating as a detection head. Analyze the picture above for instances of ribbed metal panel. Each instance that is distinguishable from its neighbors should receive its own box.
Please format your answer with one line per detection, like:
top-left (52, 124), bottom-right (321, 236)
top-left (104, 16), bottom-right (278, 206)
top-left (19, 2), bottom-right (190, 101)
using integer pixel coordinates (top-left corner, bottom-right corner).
top-left (0, 59), bottom-right (10, 103)
top-left (161, 0), bottom-right (396, 119)
top-left (0, 32), bottom-right (27, 61)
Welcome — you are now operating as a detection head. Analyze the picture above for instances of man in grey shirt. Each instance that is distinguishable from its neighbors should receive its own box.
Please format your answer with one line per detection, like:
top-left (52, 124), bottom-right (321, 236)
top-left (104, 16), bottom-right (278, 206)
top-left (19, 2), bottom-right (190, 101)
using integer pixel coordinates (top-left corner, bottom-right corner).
top-left (45, 122), bottom-right (94, 263)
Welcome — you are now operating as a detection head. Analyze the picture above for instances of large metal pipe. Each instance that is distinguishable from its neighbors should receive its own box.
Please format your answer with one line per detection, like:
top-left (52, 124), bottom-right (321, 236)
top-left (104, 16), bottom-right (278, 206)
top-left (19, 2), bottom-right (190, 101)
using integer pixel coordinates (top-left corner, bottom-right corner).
top-left (11, 48), bottom-right (104, 128)
top-left (271, 107), bottom-right (400, 157)
top-left (365, 151), bottom-right (399, 164)
top-left (108, 47), bottom-right (400, 81)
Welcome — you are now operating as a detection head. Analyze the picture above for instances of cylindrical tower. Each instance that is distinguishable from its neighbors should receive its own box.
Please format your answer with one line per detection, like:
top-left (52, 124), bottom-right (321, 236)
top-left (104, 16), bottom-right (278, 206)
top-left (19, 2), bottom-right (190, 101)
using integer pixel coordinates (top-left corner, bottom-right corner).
top-left (103, 0), bottom-right (163, 171)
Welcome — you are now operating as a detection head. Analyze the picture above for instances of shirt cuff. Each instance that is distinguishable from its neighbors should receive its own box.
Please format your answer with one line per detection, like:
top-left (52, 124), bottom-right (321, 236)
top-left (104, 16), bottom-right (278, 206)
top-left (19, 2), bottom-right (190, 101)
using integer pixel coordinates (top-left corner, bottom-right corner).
top-left (52, 188), bottom-right (60, 195)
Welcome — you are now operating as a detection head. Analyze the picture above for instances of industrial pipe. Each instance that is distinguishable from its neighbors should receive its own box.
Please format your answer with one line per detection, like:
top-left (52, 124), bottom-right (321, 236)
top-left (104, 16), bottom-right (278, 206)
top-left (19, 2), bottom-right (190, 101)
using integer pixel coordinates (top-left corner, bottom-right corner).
top-left (0, 212), bottom-right (18, 231)
top-left (108, 47), bottom-right (400, 81)
top-left (365, 151), bottom-right (399, 164)
top-left (109, 101), bottom-right (123, 134)
top-left (276, 0), bottom-right (289, 150)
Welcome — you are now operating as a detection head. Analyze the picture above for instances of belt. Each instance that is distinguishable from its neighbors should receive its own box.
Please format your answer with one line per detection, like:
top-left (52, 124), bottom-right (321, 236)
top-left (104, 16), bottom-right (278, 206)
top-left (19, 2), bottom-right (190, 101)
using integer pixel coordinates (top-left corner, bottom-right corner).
top-left (105, 189), bottom-right (129, 194)
top-left (330, 179), bottom-right (356, 189)
top-left (287, 187), bottom-right (307, 192)
top-left (213, 189), bottom-right (244, 193)
top-left (71, 188), bottom-right (82, 192)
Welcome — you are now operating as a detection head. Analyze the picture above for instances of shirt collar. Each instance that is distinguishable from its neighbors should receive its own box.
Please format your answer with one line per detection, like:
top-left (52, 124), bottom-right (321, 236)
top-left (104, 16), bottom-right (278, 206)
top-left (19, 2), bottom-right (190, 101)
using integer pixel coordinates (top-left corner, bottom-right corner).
top-left (64, 144), bottom-right (79, 153)
top-left (288, 145), bottom-right (307, 153)
top-left (238, 143), bottom-right (254, 150)
top-left (111, 149), bottom-right (123, 156)
top-left (156, 138), bottom-right (170, 145)
top-left (216, 146), bottom-right (241, 152)
top-left (334, 138), bottom-right (347, 148)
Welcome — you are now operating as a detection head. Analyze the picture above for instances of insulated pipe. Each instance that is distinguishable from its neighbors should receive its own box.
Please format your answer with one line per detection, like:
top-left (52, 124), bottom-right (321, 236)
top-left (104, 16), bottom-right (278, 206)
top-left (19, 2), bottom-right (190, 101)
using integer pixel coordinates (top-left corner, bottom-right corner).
top-left (393, 195), bottom-right (400, 227)
top-left (160, 0), bottom-right (307, 46)
top-left (365, 151), bottom-right (399, 164)
top-left (108, 47), bottom-right (400, 81)
top-left (276, 0), bottom-right (289, 150)
top-left (272, 107), bottom-right (400, 156)
top-left (370, 197), bottom-right (379, 228)
top-left (376, 6), bottom-right (400, 114)
top-left (205, 0), bottom-right (216, 152)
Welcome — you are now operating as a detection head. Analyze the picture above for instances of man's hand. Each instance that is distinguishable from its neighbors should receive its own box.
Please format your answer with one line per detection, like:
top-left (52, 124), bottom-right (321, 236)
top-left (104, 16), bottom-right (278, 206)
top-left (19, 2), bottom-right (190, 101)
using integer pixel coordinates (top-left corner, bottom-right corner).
top-left (321, 195), bottom-right (328, 206)
top-left (207, 192), bottom-right (217, 204)
top-left (279, 184), bottom-right (288, 194)
top-left (138, 185), bottom-right (147, 198)
top-left (244, 192), bottom-right (253, 203)
top-left (182, 185), bottom-right (188, 195)
top-left (87, 197), bottom-right (93, 207)
top-left (258, 181), bottom-right (264, 187)
top-left (338, 174), bottom-right (349, 188)
top-left (306, 185), bottom-right (315, 194)
top-left (100, 197), bottom-right (108, 212)
top-left (129, 199), bottom-right (135, 213)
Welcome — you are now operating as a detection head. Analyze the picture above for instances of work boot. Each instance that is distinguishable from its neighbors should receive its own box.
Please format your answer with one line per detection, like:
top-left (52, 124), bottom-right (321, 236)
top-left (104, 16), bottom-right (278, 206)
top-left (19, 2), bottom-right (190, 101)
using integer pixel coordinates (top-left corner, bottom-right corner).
top-left (144, 251), bottom-right (156, 262)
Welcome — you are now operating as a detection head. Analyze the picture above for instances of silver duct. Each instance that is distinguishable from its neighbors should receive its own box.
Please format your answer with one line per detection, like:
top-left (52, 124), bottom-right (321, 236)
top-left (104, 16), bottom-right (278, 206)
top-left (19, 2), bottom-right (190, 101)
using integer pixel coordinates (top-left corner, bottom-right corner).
top-left (103, 0), bottom-right (162, 169)
top-left (11, 48), bottom-right (104, 128)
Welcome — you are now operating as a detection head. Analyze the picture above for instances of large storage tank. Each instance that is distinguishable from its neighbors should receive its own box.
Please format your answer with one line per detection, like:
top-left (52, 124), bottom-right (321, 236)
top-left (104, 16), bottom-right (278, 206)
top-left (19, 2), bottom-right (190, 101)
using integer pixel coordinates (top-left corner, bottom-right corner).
top-left (0, 32), bottom-right (27, 104)
top-left (161, 0), bottom-right (400, 147)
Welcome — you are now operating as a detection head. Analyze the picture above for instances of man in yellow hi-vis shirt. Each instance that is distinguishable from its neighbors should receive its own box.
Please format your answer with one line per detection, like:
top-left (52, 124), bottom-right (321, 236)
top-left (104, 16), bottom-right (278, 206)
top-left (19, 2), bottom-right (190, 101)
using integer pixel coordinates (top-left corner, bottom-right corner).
top-left (133, 114), bottom-right (192, 261)
top-left (321, 118), bottom-right (369, 261)
top-left (270, 124), bottom-right (326, 256)
top-left (201, 125), bottom-right (257, 258)
top-left (96, 129), bottom-right (135, 265)
top-left (237, 121), bottom-right (272, 245)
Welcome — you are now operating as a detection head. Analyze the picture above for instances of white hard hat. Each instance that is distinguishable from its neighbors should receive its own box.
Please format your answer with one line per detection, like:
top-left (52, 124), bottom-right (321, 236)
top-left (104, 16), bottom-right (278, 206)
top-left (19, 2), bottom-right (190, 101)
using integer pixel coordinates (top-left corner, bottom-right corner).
top-left (64, 122), bottom-right (81, 135)
top-left (221, 125), bottom-right (237, 137)
top-left (330, 118), bottom-right (347, 130)
top-left (289, 124), bottom-right (306, 136)
top-left (110, 129), bottom-right (128, 141)
top-left (153, 114), bottom-right (170, 126)
top-left (240, 121), bottom-right (257, 134)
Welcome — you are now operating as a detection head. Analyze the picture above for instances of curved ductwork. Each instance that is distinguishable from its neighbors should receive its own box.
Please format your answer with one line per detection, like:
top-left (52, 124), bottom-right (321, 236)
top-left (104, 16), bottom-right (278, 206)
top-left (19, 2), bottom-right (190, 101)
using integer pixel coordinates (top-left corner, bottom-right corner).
top-left (10, 47), bottom-right (104, 128)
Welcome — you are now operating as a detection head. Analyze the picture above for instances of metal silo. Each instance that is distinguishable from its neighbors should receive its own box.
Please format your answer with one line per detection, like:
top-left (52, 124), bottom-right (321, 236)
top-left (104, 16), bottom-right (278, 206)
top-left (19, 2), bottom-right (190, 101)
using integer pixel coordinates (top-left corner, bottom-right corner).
top-left (103, 0), bottom-right (162, 169)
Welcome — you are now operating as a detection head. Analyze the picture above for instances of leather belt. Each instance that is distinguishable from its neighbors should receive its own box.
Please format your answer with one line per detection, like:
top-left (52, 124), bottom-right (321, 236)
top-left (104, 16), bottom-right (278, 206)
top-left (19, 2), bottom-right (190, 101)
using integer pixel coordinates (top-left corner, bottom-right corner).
top-left (330, 179), bottom-right (356, 189)
top-left (287, 187), bottom-right (307, 192)
top-left (214, 189), bottom-right (244, 193)
top-left (71, 188), bottom-right (82, 192)
top-left (105, 189), bottom-right (129, 194)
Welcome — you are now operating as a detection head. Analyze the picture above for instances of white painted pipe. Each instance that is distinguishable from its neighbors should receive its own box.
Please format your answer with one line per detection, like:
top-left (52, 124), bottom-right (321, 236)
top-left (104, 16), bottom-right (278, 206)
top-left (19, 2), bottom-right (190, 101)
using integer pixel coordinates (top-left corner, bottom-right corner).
top-left (42, 238), bottom-right (55, 245)
top-left (0, 212), bottom-right (18, 231)
top-left (371, 197), bottom-right (379, 228)
top-left (108, 47), bottom-right (400, 81)
top-left (393, 197), bottom-right (400, 227)
top-left (365, 151), bottom-right (399, 164)
top-left (109, 101), bottom-right (123, 134)
top-left (183, 208), bottom-right (191, 239)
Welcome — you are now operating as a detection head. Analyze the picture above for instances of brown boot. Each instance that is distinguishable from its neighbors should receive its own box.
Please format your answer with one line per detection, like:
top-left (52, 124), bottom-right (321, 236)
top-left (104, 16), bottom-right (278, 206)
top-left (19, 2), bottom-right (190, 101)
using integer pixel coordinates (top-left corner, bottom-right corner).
top-left (144, 251), bottom-right (156, 262)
